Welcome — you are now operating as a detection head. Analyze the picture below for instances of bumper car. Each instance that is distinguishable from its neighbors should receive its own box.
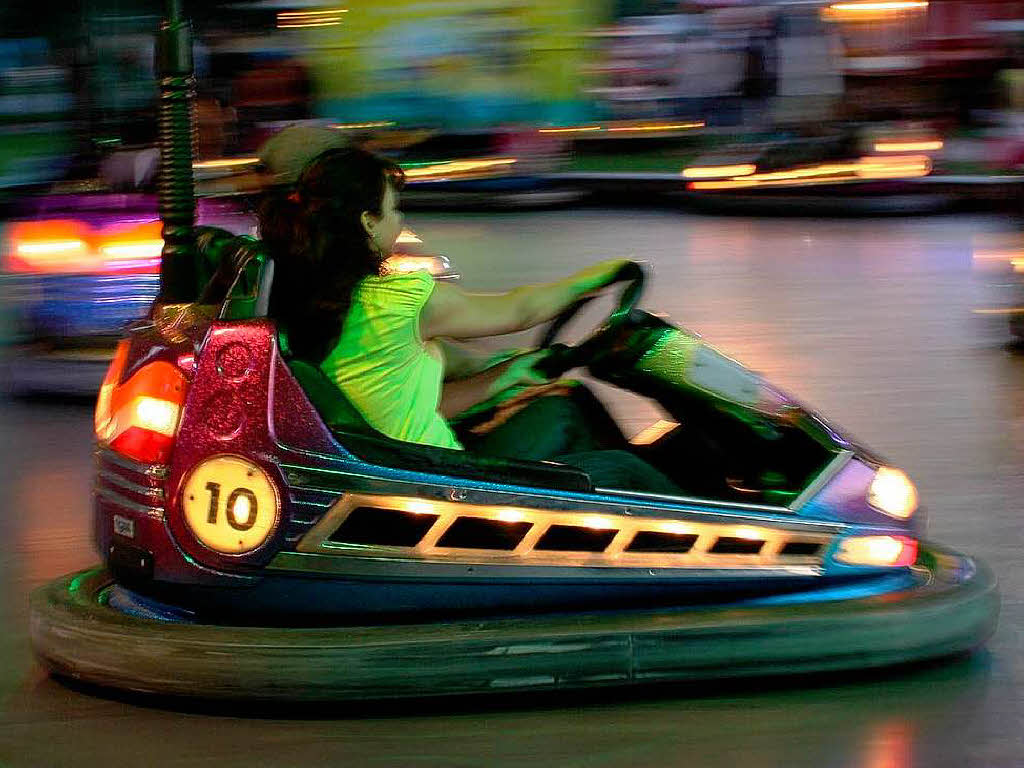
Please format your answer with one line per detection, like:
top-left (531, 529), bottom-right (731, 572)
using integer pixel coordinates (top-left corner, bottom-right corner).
top-left (971, 232), bottom-right (1024, 341)
top-left (678, 126), bottom-right (954, 215)
top-left (29, 4), bottom-right (997, 703)
top-left (30, 248), bottom-right (998, 700)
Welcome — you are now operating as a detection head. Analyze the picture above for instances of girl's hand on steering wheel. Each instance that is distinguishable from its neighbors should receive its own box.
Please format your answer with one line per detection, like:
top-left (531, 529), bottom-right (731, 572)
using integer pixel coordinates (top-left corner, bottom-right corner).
top-left (573, 259), bottom-right (633, 299)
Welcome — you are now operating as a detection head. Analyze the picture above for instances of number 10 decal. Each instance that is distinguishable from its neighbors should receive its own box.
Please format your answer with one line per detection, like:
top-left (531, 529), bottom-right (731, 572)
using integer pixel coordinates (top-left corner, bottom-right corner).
top-left (182, 456), bottom-right (279, 554)
top-left (204, 481), bottom-right (258, 531)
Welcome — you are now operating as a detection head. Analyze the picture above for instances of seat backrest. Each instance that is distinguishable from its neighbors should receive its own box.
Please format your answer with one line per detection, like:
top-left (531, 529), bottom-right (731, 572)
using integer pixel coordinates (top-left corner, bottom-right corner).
top-left (194, 226), bottom-right (273, 319)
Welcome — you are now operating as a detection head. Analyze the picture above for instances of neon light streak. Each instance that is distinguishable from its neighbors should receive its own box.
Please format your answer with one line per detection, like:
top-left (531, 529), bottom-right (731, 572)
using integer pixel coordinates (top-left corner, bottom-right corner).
top-left (403, 158), bottom-right (517, 180)
top-left (682, 164), bottom-right (757, 179)
top-left (607, 122), bottom-right (704, 132)
top-left (873, 140), bottom-right (943, 153)
top-left (193, 157), bottom-right (260, 170)
top-left (538, 126), bottom-right (603, 134)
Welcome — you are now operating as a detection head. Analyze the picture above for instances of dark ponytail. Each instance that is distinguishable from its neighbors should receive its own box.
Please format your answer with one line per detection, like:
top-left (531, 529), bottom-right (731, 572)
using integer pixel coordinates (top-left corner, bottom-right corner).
top-left (259, 147), bottom-right (404, 362)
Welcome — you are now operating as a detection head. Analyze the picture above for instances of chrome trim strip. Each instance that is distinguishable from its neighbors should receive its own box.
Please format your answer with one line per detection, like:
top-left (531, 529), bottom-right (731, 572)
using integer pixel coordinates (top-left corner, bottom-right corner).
top-left (268, 550), bottom-right (823, 581)
top-left (95, 448), bottom-right (169, 480)
top-left (593, 487), bottom-right (792, 514)
top-left (280, 461), bottom-right (831, 522)
top-left (98, 470), bottom-right (165, 501)
top-left (94, 485), bottom-right (165, 520)
top-left (788, 450), bottom-right (855, 512)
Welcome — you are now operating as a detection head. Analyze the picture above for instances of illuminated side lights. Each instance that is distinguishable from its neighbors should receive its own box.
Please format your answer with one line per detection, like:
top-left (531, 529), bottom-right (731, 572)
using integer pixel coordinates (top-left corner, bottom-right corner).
top-left (867, 467), bottom-right (919, 519)
top-left (682, 164), bottom-right (757, 180)
top-left (308, 495), bottom-right (833, 567)
top-left (835, 535), bottom-right (918, 567)
top-left (405, 499), bottom-right (436, 515)
top-left (497, 509), bottom-right (525, 523)
top-left (181, 455), bottom-right (281, 555)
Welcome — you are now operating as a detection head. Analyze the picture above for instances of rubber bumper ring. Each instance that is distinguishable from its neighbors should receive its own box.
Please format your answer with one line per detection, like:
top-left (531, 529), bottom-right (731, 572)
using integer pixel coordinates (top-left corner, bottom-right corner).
top-left (29, 543), bottom-right (999, 702)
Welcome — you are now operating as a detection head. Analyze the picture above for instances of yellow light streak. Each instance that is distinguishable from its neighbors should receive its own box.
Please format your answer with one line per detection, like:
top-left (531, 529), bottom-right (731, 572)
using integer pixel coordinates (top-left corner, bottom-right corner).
top-left (330, 121), bottom-right (396, 130)
top-left (101, 240), bottom-right (164, 260)
top-left (607, 122), bottom-right (704, 132)
top-left (396, 229), bottom-right (421, 244)
top-left (689, 155), bottom-right (930, 190)
top-left (972, 307), bottom-right (1024, 315)
top-left (582, 516), bottom-right (615, 530)
top-left (538, 126), bottom-right (602, 134)
top-left (278, 8), bottom-right (348, 16)
top-left (16, 239), bottom-right (87, 256)
top-left (873, 140), bottom-right (943, 153)
top-left (278, 20), bottom-right (343, 28)
top-left (193, 157), bottom-right (260, 170)
top-left (823, 1), bottom-right (927, 21)
top-left (682, 164), bottom-right (757, 179)
top-left (973, 249), bottom-right (1022, 261)
top-left (829, 1), bottom-right (926, 10)
top-left (403, 157), bottom-right (517, 180)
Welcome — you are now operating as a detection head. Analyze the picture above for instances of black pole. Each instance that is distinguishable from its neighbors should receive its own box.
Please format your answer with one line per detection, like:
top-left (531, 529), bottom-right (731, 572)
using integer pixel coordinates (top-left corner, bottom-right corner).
top-left (155, 0), bottom-right (197, 303)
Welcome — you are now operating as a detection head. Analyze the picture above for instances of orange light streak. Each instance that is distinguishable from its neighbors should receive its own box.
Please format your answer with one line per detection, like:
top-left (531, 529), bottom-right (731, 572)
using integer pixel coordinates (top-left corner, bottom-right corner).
top-left (873, 140), bottom-right (943, 153)
top-left (689, 155), bottom-right (930, 190)
top-left (682, 163), bottom-right (757, 179)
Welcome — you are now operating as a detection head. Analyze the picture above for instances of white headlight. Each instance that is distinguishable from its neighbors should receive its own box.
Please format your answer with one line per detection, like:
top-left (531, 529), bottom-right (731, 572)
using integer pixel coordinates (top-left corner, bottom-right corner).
top-left (867, 467), bottom-right (918, 519)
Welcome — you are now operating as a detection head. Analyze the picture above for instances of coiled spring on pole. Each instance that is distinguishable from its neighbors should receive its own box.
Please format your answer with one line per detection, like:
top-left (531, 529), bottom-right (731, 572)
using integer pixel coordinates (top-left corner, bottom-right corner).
top-left (155, 13), bottom-right (198, 304)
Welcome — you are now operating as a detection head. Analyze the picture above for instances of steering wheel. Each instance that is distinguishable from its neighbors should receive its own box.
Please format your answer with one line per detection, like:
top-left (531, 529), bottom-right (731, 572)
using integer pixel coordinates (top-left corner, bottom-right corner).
top-left (535, 261), bottom-right (646, 377)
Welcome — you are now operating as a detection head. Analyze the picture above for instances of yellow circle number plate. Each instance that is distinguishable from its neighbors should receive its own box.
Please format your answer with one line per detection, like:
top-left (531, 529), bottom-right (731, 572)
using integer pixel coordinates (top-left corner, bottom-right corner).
top-left (181, 455), bottom-right (280, 554)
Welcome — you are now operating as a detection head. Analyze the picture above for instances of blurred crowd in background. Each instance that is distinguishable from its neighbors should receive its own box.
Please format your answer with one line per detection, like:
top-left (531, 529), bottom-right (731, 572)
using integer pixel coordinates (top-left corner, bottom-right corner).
top-left (2, 0), bottom-right (1024, 192)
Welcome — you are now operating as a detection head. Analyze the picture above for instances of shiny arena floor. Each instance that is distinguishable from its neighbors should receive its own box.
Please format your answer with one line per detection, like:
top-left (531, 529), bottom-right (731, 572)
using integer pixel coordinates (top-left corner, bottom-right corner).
top-left (1, 209), bottom-right (1022, 767)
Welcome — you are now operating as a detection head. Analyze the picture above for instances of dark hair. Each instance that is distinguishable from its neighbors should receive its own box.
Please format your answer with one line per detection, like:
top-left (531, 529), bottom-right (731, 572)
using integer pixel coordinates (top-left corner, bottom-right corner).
top-left (259, 147), bottom-right (404, 362)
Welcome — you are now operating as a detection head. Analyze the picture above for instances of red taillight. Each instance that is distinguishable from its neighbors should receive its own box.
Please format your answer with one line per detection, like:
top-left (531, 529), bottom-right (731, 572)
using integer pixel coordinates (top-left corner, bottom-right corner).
top-left (96, 349), bottom-right (189, 465)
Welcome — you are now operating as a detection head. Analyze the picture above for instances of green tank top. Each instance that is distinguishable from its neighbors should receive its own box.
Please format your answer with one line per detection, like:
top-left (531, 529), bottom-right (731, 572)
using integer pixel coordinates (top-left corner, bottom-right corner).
top-left (320, 270), bottom-right (463, 450)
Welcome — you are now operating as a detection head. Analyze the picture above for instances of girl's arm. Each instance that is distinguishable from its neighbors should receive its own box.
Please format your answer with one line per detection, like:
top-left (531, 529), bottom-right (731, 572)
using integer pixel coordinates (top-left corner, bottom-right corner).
top-left (420, 260), bottom-right (628, 342)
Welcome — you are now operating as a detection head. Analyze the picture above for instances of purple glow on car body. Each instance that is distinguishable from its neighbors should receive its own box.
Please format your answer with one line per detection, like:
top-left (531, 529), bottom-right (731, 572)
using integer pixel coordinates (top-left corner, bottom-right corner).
top-left (797, 457), bottom-right (924, 535)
